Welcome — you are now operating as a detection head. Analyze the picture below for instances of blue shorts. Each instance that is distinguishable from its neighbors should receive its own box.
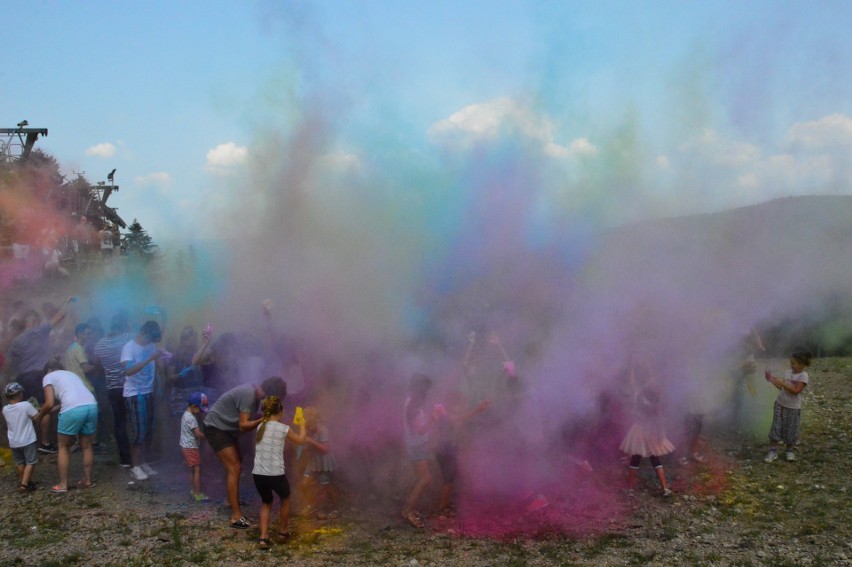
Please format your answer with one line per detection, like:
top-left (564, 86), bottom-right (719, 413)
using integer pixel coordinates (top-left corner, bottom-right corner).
top-left (57, 404), bottom-right (98, 437)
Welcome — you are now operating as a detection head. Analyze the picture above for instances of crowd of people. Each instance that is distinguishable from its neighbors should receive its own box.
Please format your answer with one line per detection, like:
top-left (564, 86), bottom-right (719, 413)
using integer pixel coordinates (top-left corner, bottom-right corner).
top-left (0, 294), bottom-right (813, 549)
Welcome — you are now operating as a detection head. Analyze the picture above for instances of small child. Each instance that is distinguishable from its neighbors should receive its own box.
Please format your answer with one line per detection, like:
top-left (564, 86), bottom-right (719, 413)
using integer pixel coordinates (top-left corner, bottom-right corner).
top-left (433, 394), bottom-right (491, 515)
top-left (2, 382), bottom-right (39, 493)
top-left (180, 392), bottom-right (208, 501)
top-left (619, 364), bottom-right (675, 497)
top-left (764, 350), bottom-right (812, 463)
top-left (253, 395), bottom-right (306, 550)
top-left (300, 406), bottom-right (339, 519)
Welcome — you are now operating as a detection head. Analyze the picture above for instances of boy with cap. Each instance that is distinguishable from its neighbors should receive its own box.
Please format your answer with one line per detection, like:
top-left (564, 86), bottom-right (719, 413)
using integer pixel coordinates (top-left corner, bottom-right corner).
top-left (181, 392), bottom-right (208, 502)
top-left (2, 382), bottom-right (39, 492)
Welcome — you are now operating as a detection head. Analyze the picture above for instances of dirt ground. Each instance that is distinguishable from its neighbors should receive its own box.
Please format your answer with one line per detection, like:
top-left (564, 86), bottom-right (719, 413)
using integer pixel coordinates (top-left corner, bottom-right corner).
top-left (0, 358), bottom-right (849, 566)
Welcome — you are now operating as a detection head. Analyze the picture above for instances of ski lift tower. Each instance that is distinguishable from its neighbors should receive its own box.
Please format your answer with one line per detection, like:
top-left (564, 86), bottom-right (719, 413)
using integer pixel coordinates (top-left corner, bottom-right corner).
top-left (0, 120), bottom-right (48, 164)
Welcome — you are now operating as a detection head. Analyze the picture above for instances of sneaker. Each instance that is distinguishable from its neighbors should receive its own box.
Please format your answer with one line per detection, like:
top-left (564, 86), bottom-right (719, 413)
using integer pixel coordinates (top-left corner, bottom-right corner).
top-left (70, 443), bottom-right (80, 453)
top-left (119, 463), bottom-right (132, 468)
top-left (38, 443), bottom-right (58, 454)
top-left (662, 488), bottom-right (673, 498)
top-left (140, 463), bottom-right (159, 476)
top-left (785, 452), bottom-right (796, 462)
top-left (764, 450), bottom-right (778, 463)
top-left (130, 466), bottom-right (149, 481)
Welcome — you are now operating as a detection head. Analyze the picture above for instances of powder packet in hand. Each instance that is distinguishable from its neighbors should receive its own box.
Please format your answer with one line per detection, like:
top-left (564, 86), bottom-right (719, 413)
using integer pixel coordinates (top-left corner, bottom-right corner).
top-left (293, 406), bottom-right (305, 425)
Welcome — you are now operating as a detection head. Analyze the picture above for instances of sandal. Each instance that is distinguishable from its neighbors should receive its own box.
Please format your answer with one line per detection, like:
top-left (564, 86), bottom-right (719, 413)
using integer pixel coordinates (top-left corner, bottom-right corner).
top-left (258, 538), bottom-right (271, 550)
top-left (229, 517), bottom-right (252, 529)
top-left (277, 531), bottom-right (291, 543)
top-left (402, 511), bottom-right (425, 529)
top-left (17, 484), bottom-right (28, 494)
top-left (51, 485), bottom-right (68, 494)
top-left (76, 480), bottom-right (96, 489)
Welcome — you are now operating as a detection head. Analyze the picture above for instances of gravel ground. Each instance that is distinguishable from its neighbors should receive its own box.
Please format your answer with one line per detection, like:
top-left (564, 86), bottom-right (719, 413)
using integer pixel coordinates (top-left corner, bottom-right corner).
top-left (0, 358), bottom-right (849, 566)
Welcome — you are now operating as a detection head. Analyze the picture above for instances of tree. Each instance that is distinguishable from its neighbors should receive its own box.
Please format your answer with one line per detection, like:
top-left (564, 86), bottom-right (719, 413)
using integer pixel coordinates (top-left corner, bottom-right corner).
top-left (123, 218), bottom-right (158, 259)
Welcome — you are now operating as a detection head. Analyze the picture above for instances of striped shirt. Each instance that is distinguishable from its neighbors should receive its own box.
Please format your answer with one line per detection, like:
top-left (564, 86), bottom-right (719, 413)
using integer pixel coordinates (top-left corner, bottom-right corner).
top-left (94, 333), bottom-right (134, 390)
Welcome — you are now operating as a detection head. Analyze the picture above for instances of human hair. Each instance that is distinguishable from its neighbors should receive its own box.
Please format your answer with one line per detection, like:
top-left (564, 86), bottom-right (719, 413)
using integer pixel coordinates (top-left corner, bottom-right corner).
top-left (256, 395), bottom-right (283, 444)
top-left (110, 311), bottom-right (129, 333)
top-left (75, 322), bottom-right (89, 337)
top-left (260, 376), bottom-right (287, 400)
top-left (791, 350), bottom-right (813, 367)
top-left (9, 318), bottom-right (25, 334)
top-left (409, 373), bottom-right (433, 399)
top-left (139, 320), bottom-right (162, 342)
top-left (43, 357), bottom-right (65, 373)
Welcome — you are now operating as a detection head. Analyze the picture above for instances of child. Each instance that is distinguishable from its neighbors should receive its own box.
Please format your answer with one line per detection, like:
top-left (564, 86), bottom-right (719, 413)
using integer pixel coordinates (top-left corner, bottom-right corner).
top-left (180, 392), bottom-right (208, 501)
top-left (401, 373), bottom-right (435, 528)
top-left (253, 395), bottom-right (306, 550)
top-left (764, 350), bottom-right (812, 463)
top-left (619, 361), bottom-right (675, 497)
top-left (433, 394), bottom-right (491, 515)
top-left (2, 382), bottom-right (38, 493)
top-left (300, 406), bottom-right (339, 519)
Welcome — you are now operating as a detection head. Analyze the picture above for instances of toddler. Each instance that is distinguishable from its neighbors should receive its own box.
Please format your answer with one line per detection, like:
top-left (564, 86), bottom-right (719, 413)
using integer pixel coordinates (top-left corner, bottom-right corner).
top-left (180, 392), bottom-right (208, 501)
top-left (2, 382), bottom-right (39, 493)
top-left (764, 350), bottom-right (811, 463)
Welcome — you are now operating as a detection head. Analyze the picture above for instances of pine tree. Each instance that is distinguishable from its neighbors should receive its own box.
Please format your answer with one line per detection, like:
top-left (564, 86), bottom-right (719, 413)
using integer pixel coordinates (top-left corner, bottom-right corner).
top-left (123, 218), bottom-right (158, 259)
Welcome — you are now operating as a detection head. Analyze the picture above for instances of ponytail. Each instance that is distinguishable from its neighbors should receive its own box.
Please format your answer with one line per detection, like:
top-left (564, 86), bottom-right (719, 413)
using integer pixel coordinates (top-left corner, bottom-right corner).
top-left (256, 395), bottom-right (283, 444)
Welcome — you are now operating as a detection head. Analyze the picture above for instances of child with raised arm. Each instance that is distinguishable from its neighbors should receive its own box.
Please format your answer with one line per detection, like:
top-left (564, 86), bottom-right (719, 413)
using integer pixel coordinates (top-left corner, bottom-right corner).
top-left (180, 392), bottom-right (209, 502)
top-left (253, 395), bottom-right (306, 550)
top-left (2, 382), bottom-right (39, 492)
top-left (433, 393), bottom-right (491, 515)
top-left (300, 406), bottom-right (339, 519)
top-left (764, 350), bottom-right (812, 463)
top-left (619, 359), bottom-right (675, 497)
top-left (401, 373), bottom-right (436, 528)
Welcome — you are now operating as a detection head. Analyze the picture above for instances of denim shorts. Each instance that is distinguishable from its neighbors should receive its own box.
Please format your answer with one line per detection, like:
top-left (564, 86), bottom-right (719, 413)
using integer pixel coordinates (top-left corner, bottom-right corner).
top-left (12, 441), bottom-right (39, 466)
top-left (57, 404), bottom-right (98, 436)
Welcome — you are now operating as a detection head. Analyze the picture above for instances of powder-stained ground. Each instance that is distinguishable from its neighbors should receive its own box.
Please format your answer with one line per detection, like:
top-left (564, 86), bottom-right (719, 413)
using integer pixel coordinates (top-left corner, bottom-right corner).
top-left (0, 359), bottom-right (848, 566)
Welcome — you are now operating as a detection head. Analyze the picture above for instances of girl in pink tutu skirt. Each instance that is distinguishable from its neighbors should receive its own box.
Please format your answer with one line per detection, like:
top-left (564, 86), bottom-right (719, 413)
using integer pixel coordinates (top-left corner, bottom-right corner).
top-left (619, 361), bottom-right (675, 497)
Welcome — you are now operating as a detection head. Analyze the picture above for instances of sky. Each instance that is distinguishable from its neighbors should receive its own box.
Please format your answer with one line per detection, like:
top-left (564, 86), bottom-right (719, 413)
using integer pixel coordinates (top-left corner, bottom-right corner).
top-left (3, 1), bottom-right (852, 242)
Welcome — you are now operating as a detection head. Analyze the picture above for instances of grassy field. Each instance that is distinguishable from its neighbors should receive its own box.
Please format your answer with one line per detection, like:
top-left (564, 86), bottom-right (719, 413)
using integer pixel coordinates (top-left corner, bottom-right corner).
top-left (0, 358), bottom-right (849, 566)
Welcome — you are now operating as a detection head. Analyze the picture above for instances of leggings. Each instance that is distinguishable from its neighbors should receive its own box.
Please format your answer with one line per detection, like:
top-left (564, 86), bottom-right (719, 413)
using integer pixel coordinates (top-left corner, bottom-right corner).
top-left (629, 455), bottom-right (662, 469)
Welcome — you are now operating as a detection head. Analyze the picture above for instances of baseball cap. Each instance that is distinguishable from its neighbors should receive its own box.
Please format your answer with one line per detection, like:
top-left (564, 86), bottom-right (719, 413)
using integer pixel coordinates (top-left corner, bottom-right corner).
top-left (4, 382), bottom-right (24, 398)
top-left (188, 392), bottom-right (208, 411)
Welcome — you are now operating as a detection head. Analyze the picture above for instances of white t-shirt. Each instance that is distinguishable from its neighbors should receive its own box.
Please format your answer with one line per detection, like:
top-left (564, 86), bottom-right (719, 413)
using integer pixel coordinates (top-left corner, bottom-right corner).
top-left (121, 339), bottom-right (157, 397)
top-left (42, 370), bottom-right (97, 414)
top-left (2, 401), bottom-right (37, 448)
top-left (179, 410), bottom-right (201, 449)
top-left (253, 420), bottom-right (290, 477)
top-left (777, 370), bottom-right (809, 409)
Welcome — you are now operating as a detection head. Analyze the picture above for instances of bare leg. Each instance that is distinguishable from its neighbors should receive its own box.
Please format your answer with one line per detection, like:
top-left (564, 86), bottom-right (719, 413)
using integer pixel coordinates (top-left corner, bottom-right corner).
top-left (259, 501), bottom-right (272, 539)
top-left (21, 464), bottom-right (34, 487)
top-left (191, 465), bottom-right (202, 494)
top-left (655, 466), bottom-right (669, 491)
top-left (403, 460), bottom-right (432, 516)
top-left (278, 497), bottom-right (291, 535)
top-left (216, 445), bottom-right (243, 521)
top-left (78, 434), bottom-right (94, 485)
top-left (56, 434), bottom-right (75, 489)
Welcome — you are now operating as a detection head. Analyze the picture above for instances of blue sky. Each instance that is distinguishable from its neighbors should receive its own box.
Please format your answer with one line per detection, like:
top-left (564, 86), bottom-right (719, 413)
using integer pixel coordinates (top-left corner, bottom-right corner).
top-left (3, 1), bottom-right (851, 241)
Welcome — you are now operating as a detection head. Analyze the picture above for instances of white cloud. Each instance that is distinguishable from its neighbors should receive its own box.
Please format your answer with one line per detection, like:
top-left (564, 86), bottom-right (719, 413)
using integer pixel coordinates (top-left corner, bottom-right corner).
top-left (786, 113), bottom-right (852, 151)
top-left (85, 142), bottom-right (117, 158)
top-left (429, 97), bottom-right (596, 159)
top-left (656, 155), bottom-right (670, 169)
top-left (206, 142), bottom-right (248, 175)
top-left (134, 172), bottom-right (173, 189)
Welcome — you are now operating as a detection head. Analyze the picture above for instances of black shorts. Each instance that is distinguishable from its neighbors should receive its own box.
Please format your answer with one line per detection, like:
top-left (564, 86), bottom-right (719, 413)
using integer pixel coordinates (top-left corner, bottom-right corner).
top-left (253, 473), bottom-right (291, 504)
top-left (203, 425), bottom-right (240, 453)
top-left (17, 370), bottom-right (45, 404)
top-left (436, 450), bottom-right (458, 484)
